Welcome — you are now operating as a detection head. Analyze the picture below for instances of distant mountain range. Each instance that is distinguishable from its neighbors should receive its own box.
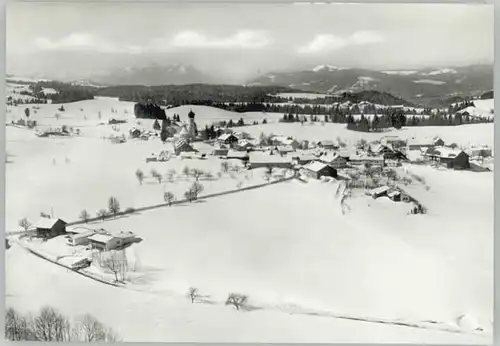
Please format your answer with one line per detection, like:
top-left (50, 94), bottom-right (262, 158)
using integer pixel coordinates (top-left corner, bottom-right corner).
top-left (249, 64), bottom-right (493, 107)
top-left (7, 62), bottom-right (493, 108)
top-left (89, 63), bottom-right (217, 86)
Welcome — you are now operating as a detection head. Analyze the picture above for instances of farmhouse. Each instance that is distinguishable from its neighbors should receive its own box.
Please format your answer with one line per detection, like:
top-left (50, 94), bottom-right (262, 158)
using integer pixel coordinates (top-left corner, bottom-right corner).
top-left (383, 150), bottom-right (408, 162)
top-left (35, 218), bottom-right (67, 239)
top-left (291, 153), bottom-right (316, 166)
top-left (67, 230), bottom-right (96, 246)
top-left (380, 136), bottom-right (406, 149)
top-left (317, 140), bottom-right (338, 150)
top-left (302, 161), bottom-right (337, 179)
top-left (248, 152), bottom-right (292, 169)
top-left (369, 143), bottom-right (394, 156)
top-left (424, 147), bottom-right (470, 170)
top-left (466, 145), bottom-right (492, 158)
top-left (174, 138), bottom-right (195, 155)
top-left (236, 140), bottom-right (255, 152)
top-left (212, 147), bottom-right (229, 157)
top-left (350, 154), bottom-right (385, 167)
top-left (408, 137), bottom-right (444, 151)
top-left (88, 234), bottom-right (117, 251)
top-left (218, 133), bottom-right (239, 145)
top-left (270, 136), bottom-right (294, 146)
top-left (318, 152), bottom-right (348, 169)
top-left (277, 145), bottom-right (295, 155)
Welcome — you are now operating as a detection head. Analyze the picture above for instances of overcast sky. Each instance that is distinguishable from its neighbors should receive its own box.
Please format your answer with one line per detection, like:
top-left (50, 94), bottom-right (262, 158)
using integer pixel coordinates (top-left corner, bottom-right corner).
top-left (7, 2), bottom-right (494, 82)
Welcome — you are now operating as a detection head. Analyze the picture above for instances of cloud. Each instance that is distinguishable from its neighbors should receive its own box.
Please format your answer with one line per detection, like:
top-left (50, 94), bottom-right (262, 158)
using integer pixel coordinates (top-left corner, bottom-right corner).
top-left (166, 30), bottom-right (272, 49)
top-left (298, 30), bottom-right (385, 54)
top-left (33, 33), bottom-right (143, 54)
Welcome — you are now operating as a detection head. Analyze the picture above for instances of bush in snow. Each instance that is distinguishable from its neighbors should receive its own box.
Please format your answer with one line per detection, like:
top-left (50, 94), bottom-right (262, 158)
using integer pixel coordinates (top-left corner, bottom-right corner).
top-left (225, 293), bottom-right (248, 311)
top-left (135, 169), bottom-right (144, 185)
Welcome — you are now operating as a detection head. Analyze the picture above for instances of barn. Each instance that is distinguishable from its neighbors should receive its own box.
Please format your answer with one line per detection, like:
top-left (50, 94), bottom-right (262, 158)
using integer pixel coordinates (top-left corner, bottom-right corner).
top-left (424, 147), bottom-right (470, 170)
top-left (35, 218), bottom-right (67, 239)
top-left (218, 133), bottom-right (239, 145)
top-left (302, 161), bottom-right (337, 179)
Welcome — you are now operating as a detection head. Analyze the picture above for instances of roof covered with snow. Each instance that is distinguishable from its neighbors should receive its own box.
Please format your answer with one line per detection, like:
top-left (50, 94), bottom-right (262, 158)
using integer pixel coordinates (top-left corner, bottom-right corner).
top-left (303, 161), bottom-right (330, 173)
top-left (88, 234), bottom-right (115, 244)
top-left (425, 146), bottom-right (464, 158)
top-left (35, 218), bottom-right (65, 229)
top-left (370, 186), bottom-right (390, 195)
top-left (218, 133), bottom-right (238, 141)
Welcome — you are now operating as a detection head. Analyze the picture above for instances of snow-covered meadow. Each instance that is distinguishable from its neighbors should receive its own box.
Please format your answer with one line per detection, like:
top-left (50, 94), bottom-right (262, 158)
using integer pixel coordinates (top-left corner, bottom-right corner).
top-left (5, 96), bottom-right (494, 343)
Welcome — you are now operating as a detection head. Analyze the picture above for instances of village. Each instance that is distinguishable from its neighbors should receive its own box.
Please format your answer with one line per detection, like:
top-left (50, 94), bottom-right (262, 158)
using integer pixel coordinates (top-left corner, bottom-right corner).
top-left (7, 102), bottom-right (494, 289)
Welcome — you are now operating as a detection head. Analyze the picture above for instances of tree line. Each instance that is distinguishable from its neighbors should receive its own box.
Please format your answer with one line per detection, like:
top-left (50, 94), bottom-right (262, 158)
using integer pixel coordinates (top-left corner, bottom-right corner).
top-left (5, 306), bottom-right (120, 342)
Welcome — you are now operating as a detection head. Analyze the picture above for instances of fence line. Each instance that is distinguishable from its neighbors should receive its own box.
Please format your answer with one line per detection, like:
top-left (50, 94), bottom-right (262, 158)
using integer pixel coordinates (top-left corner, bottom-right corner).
top-left (65, 176), bottom-right (294, 226)
top-left (11, 239), bottom-right (120, 287)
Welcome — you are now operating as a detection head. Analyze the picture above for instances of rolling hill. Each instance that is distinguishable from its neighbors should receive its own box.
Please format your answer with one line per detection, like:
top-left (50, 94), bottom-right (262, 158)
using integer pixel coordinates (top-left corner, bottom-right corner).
top-left (249, 64), bottom-right (493, 107)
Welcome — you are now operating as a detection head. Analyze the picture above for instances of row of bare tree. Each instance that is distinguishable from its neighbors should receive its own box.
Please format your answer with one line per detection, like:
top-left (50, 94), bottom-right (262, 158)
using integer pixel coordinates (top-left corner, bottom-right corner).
top-left (5, 306), bottom-right (120, 342)
top-left (187, 287), bottom-right (249, 311)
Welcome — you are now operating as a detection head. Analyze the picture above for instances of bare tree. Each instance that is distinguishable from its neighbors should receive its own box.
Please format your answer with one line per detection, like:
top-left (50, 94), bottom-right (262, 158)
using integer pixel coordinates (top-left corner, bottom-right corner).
top-left (108, 197), bottom-right (121, 218)
top-left (182, 165), bottom-right (191, 178)
top-left (190, 168), bottom-right (204, 181)
top-left (150, 169), bottom-right (163, 184)
top-left (190, 181), bottom-right (204, 200)
top-left (96, 209), bottom-right (107, 222)
top-left (135, 169), bottom-right (144, 185)
top-left (220, 160), bottom-right (230, 173)
top-left (225, 293), bottom-right (248, 311)
top-left (5, 307), bottom-right (35, 341)
top-left (164, 192), bottom-right (176, 206)
top-left (54, 113), bottom-right (60, 121)
top-left (73, 314), bottom-right (120, 342)
top-left (79, 210), bottom-right (90, 223)
top-left (18, 218), bottom-right (32, 232)
top-left (236, 181), bottom-right (243, 189)
top-left (102, 250), bottom-right (126, 282)
top-left (187, 287), bottom-right (200, 303)
top-left (184, 189), bottom-right (194, 203)
top-left (34, 306), bottom-right (71, 341)
top-left (167, 169), bottom-right (176, 182)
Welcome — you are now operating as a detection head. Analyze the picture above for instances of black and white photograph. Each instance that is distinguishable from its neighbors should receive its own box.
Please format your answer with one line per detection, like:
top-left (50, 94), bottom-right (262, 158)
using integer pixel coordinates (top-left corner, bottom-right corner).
top-left (4, 2), bottom-right (494, 343)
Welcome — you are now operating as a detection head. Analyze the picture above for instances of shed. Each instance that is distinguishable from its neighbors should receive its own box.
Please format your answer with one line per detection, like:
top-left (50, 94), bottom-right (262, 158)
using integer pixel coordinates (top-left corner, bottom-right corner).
top-left (302, 161), bottom-right (337, 179)
top-left (370, 186), bottom-right (391, 199)
top-left (88, 234), bottom-right (121, 251)
top-left (35, 218), bottom-right (67, 239)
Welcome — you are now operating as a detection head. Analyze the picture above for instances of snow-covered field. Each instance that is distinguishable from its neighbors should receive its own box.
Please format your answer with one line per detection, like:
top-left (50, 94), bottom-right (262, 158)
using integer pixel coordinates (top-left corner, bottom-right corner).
top-left (5, 96), bottom-right (494, 343)
top-left (243, 122), bottom-right (494, 149)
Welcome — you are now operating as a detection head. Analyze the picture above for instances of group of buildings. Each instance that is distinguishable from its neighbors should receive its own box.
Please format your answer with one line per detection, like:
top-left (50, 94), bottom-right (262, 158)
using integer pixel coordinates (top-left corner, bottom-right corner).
top-left (31, 217), bottom-right (140, 252)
